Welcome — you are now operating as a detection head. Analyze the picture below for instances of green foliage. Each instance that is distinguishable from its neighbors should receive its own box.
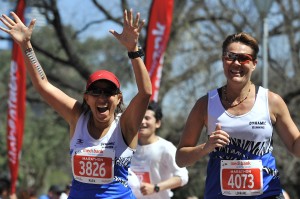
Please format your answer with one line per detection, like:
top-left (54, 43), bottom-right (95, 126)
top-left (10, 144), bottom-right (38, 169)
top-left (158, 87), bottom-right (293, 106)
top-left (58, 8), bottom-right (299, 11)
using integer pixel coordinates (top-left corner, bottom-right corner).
top-left (1, 0), bottom-right (300, 198)
top-left (19, 104), bottom-right (71, 191)
top-left (0, 10), bottom-right (135, 195)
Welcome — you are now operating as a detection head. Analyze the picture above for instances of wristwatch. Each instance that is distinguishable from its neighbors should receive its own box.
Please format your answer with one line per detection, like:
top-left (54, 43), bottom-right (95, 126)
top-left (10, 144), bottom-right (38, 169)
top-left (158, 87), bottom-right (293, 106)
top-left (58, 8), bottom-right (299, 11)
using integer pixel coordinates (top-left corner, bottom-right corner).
top-left (128, 46), bottom-right (145, 59)
top-left (154, 184), bottom-right (160, 193)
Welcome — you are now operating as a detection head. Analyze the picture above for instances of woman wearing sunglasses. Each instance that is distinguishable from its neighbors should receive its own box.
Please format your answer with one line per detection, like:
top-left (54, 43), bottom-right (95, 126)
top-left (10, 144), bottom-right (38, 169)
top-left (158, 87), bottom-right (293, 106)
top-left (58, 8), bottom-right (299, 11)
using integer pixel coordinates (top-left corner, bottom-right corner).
top-left (176, 32), bottom-right (300, 199)
top-left (0, 9), bottom-right (151, 199)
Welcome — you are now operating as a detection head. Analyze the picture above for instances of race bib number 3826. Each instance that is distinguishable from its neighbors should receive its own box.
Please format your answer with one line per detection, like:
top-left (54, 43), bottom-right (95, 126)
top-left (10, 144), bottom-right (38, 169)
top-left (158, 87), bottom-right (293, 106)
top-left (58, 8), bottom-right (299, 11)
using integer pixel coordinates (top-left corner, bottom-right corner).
top-left (72, 147), bottom-right (115, 184)
top-left (220, 160), bottom-right (263, 196)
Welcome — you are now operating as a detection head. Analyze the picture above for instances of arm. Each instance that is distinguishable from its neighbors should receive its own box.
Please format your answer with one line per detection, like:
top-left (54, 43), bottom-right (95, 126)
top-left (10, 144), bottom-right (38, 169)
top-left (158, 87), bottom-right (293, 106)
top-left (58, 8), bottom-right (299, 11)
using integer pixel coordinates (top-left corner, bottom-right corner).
top-left (0, 13), bottom-right (81, 130)
top-left (176, 95), bottom-right (230, 167)
top-left (110, 9), bottom-right (152, 148)
top-left (176, 96), bottom-right (209, 167)
top-left (140, 176), bottom-right (182, 196)
top-left (141, 143), bottom-right (188, 195)
top-left (269, 91), bottom-right (300, 157)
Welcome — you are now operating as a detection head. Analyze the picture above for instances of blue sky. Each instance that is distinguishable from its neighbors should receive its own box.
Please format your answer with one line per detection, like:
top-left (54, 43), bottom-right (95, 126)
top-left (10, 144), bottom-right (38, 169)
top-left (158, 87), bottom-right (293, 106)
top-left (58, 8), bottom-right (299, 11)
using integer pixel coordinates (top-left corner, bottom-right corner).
top-left (0, 0), bottom-right (122, 49)
top-left (0, 1), bottom-right (13, 49)
top-left (0, 0), bottom-right (142, 104)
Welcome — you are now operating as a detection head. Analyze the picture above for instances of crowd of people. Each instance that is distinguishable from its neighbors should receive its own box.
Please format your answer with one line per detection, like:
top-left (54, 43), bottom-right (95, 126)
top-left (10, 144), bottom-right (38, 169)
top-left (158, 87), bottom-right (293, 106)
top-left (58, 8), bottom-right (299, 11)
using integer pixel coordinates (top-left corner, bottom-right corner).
top-left (0, 5), bottom-right (299, 199)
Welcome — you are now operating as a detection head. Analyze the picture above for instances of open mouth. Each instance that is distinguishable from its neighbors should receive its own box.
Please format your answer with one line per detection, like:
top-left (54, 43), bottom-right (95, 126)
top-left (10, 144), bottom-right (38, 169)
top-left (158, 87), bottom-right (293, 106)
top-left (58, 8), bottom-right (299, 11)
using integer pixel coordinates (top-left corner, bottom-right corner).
top-left (97, 106), bottom-right (108, 113)
top-left (230, 69), bottom-right (243, 76)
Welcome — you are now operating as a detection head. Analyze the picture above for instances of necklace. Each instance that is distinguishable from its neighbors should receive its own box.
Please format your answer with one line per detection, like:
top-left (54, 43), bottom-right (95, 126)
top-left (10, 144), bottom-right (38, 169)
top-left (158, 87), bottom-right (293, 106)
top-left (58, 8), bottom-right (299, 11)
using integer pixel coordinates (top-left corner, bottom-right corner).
top-left (223, 83), bottom-right (252, 107)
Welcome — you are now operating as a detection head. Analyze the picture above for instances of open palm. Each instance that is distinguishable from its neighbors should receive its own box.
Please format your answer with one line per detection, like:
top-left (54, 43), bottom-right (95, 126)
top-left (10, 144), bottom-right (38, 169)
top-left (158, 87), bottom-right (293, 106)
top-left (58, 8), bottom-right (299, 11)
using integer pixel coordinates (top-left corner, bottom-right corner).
top-left (109, 9), bottom-right (145, 51)
top-left (0, 12), bottom-right (35, 46)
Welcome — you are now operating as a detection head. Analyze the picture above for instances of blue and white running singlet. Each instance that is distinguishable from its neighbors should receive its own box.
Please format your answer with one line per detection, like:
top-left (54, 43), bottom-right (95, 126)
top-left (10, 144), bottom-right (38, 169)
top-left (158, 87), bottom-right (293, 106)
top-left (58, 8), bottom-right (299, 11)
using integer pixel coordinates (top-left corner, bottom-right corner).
top-left (69, 112), bottom-right (136, 199)
top-left (205, 86), bottom-right (282, 199)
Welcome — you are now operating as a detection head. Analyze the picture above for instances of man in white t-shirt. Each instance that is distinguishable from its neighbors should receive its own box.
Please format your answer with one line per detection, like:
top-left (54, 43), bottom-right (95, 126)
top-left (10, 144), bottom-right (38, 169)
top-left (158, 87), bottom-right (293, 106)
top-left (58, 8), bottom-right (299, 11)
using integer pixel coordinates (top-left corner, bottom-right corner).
top-left (130, 101), bottom-right (189, 199)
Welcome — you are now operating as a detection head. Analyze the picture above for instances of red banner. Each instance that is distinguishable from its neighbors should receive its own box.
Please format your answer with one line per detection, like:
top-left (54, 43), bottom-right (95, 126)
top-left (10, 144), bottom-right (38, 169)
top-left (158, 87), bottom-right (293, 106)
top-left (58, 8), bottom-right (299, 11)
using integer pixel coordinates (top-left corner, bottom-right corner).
top-left (145, 0), bottom-right (174, 101)
top-left (6, 0), bottom-right (26, 194)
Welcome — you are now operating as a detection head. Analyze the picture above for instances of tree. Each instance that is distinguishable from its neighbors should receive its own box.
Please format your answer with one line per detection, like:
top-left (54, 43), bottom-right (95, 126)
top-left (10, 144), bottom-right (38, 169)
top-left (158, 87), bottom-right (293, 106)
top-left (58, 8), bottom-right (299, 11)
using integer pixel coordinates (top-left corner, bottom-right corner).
top-left (1, 0), bottom-right (300, 198)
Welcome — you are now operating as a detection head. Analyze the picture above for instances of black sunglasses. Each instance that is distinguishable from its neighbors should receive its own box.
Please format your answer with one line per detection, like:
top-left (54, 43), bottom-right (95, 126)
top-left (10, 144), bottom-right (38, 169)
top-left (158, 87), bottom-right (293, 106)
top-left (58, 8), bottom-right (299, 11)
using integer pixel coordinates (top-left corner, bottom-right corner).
top-left (85, 88), bottom-right (119, 97)
top-left (223, 52), bottom-right (254, 64)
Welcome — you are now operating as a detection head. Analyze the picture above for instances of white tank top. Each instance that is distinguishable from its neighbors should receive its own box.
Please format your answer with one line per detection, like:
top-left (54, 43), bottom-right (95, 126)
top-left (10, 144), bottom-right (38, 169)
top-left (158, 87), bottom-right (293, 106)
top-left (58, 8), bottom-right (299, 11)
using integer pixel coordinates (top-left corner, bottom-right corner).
top-left (207, 86), bottom-right (273, 156)
top-left (70, 112), bottom-right (135, 161)
top-left (205, 87), bottom-right (283, 198)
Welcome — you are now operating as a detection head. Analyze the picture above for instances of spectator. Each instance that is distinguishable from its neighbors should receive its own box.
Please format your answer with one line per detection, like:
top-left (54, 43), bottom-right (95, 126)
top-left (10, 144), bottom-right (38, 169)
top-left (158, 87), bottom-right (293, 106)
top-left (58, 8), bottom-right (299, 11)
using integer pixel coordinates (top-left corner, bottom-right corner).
top-left (38, 185), bottom-right (62, 199)
top-left (59, 184), bottom-right (71, 199)
top-left (0, 177), bottom-right (10, 199)
top-left (17, 187), bottom-right (37, 199)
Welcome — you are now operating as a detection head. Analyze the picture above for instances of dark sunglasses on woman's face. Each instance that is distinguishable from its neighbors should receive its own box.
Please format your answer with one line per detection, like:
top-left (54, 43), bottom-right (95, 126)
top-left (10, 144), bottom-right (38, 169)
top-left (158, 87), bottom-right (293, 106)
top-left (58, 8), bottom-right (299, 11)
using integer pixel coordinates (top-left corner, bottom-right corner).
top-left (85, 88), bottom-right (119, 97)
top-left (223, 51), bottom-right (254, 64)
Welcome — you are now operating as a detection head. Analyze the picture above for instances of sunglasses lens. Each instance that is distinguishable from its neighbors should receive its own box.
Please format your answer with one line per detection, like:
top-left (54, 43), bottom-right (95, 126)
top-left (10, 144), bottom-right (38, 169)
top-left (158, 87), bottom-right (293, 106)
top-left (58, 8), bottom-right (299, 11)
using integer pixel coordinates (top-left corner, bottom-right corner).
top-left (224, 52), bottom-right (252, 64)
top-left (86, 89), bottom-right (117, 97)
top-left (238, 54), bottom-right (252, 64)
top-left (224, 53), bottom-right (237, 61)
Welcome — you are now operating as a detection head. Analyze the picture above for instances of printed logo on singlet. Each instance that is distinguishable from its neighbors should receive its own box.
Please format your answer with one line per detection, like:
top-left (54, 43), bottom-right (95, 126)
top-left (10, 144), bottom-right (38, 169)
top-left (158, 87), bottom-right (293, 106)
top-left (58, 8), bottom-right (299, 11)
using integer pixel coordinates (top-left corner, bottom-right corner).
top-left (249, 121), bottom-right (267, 129)
top-left (76, 139), bottom-right (84, 144)
top-left (98, 142), bottom-right (131, 167)
top-left (101, 142), bottom-right (115, 149)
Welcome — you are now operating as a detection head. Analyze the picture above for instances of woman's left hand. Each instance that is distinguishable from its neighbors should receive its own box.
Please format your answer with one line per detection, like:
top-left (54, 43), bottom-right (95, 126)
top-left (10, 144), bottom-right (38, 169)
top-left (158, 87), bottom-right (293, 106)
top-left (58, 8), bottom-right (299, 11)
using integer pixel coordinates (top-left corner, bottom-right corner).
top-left (109, 9), bottom-right (145, 51)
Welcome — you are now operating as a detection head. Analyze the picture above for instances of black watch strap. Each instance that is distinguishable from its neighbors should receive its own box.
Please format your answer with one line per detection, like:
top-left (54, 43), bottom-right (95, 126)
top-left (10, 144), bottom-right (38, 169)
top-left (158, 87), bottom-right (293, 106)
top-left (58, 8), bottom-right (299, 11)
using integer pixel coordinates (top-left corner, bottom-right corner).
top-left (128, 46), bottom-right (145, 59)
top-left (154, 184), bottom-right (160, 192)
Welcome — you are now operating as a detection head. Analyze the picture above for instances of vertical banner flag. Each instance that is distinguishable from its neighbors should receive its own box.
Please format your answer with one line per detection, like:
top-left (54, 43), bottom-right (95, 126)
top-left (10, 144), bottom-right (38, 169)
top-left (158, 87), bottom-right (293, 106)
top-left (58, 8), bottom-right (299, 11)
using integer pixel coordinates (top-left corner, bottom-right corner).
top-left (145, 0), bottom-right (174, 101)
top-left (6, 0), bottom-right (26, 194)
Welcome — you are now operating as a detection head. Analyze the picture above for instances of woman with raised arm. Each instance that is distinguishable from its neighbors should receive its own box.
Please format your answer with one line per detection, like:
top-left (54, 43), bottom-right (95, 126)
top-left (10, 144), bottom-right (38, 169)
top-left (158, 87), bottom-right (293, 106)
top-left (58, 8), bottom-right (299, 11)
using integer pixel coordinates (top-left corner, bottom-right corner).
top-left (1, 9), bottom-right (151, 199)
top-left (175, 32), bottom-right (300, 199)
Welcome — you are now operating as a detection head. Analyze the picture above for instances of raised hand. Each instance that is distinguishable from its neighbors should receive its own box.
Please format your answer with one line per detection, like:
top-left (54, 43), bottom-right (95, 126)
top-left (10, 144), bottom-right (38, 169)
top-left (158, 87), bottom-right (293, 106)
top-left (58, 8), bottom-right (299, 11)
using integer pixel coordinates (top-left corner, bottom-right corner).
top-left (0, 12), bottom-right (36, 46)
top-left (109, 9), bottom-right (145, 51)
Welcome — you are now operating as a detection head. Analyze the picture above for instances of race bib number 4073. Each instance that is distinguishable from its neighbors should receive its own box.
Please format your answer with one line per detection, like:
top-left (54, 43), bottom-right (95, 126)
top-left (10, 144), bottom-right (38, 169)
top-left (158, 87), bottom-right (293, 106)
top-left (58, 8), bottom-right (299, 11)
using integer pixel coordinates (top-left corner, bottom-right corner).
top-left (220, 160), bottom-right (263, 196)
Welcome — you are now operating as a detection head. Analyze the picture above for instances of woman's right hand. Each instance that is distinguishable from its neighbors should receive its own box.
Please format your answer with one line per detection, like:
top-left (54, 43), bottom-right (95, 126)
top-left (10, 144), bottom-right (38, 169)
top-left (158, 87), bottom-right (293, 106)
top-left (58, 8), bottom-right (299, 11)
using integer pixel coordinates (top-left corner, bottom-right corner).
top-left (0, 12), bottom-right (36, 46)
top-left (204, 123), bottom-right (230, 153)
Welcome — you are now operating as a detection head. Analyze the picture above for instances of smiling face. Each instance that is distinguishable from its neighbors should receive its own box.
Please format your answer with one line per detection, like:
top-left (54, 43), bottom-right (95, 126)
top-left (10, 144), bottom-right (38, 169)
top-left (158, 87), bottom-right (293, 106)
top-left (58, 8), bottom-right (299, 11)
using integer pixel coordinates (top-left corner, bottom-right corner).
top-left (222, 42), bottom-right (257, 84)
top-left (84, 80), bottom-right (121, 123)
top-left (138, 109), bottom-right (161, 140)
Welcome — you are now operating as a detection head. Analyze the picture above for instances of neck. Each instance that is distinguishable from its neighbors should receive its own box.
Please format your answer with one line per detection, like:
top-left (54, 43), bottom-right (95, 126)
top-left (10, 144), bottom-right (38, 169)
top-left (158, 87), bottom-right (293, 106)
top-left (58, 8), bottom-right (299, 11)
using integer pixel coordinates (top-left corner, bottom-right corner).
top-left (223, 82), bottom-right (252, 107)
top-left (88, 115), bottom-right (113, 139)
top-left (138, 134), bottom-right (158, 145)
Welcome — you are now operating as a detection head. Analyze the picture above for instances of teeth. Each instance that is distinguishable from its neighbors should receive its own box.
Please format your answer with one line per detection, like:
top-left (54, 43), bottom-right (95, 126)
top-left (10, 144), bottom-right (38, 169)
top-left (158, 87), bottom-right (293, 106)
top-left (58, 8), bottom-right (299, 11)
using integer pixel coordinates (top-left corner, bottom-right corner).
top-left (230, 69), bottom-right (241, 73)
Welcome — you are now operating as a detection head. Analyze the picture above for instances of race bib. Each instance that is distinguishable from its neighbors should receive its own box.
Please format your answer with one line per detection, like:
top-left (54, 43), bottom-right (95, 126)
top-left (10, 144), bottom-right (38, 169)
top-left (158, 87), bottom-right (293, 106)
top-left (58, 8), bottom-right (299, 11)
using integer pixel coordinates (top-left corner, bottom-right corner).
top-left (131, 161), bottom-right (151, 183)
top-left (72, 146), bottom-right (115, 184)
top-left (220, 160), bottom-right (263, 196)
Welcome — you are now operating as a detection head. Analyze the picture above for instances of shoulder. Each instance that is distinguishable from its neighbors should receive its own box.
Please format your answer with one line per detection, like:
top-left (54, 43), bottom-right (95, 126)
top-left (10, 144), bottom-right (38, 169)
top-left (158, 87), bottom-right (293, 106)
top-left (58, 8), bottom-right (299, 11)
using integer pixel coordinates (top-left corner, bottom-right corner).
top-left (267, 90), bottom-right (289, 121)
top-left (158, 137), bottom-right (175, 146)
top-left (70, 102), bottom-right (84, 127)
top-left (268, 90), bottom-right (287, 109)
top-left (193, 94), bottom-right (208, 112)
top-left (156, 137), bottom-right (177, 151)
top-left (188, 94), bottom-right (208, 122)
